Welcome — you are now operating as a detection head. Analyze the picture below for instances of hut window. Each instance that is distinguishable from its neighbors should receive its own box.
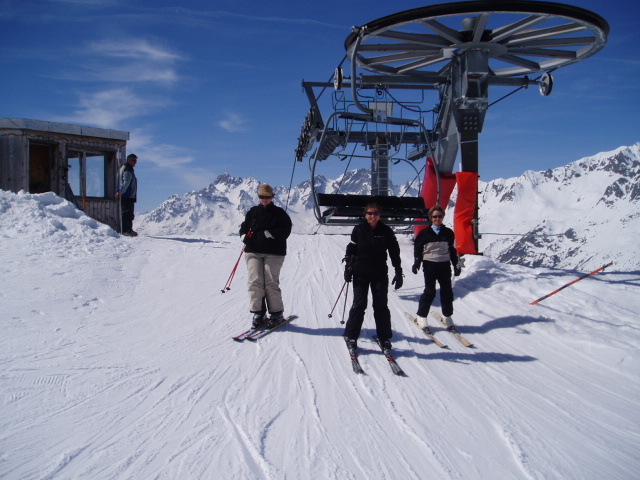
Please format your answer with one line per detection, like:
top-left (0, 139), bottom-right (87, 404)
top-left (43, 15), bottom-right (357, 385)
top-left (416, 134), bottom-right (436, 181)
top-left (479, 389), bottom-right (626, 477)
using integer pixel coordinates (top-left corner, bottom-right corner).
top-left (86, 153), bottom-right (106, 197)
top-left (67, 150), bottom-right (112, 199)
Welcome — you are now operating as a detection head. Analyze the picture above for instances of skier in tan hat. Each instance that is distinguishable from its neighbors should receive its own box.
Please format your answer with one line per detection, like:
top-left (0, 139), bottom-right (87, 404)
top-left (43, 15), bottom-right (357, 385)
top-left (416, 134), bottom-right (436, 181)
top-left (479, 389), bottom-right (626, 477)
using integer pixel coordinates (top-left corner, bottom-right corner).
top-left (239, 183), bottom-right (292, 330)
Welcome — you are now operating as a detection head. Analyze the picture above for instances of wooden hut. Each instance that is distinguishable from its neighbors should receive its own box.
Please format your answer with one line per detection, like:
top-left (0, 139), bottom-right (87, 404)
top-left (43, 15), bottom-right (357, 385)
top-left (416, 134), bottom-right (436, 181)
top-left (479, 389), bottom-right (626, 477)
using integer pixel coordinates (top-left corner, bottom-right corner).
top-left (0, 118), bottom-right (129, 231)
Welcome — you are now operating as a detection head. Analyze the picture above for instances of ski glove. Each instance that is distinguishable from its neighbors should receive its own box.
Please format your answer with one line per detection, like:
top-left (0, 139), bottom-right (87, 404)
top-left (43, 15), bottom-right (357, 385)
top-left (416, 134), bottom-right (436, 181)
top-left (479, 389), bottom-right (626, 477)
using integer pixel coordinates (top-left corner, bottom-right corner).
top-left (411, 260), bottom-right (421, 275)
top-left (391, 268), bottom-right (403, 290)
top-left (344, 266), bottom-right (352, 283)
top-left (453, 263), bottom-right (462, 277)
top-left (342, 255), bottom-right (355, 283)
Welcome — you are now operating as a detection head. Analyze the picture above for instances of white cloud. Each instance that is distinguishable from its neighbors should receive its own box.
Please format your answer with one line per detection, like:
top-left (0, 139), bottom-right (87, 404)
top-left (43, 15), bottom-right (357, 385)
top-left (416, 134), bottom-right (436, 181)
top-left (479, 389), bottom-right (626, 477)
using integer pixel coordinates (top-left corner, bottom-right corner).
top-left (125, 129), bottom-right (194, 168)
top-left (126, 128), bottom-right (216, 193)
top-left (80, 64), bottom-right (180, 84)
top-left (53, 36), bottom-right (199, 185)
top-left (56, 88), bottom-right (165, 128)
top-left (52, 37), bottom-right (183, 127)
top-left (89, 38), bottom-right (182, 62)
top-left (218, 113), bottom-right (248, 133)
top-left (80, 38), bottom-right (183, 85)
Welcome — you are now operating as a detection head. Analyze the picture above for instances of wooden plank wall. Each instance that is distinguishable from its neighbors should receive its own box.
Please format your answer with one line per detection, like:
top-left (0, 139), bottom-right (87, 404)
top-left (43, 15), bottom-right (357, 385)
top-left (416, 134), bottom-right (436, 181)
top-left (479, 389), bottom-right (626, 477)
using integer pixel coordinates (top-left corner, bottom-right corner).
top-left (0, 134), bottom-right (28, 192)
top-left (83, 198), bottom-right (121, 232)
top-left (1, 130), bottom-right (127, 233)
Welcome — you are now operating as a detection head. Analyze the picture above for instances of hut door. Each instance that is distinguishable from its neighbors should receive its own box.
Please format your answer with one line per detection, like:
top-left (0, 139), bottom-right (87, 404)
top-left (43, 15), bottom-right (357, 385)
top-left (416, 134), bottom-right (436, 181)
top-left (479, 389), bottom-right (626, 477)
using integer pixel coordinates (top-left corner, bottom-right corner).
top-left (29, 143), bottom-right (53, 194)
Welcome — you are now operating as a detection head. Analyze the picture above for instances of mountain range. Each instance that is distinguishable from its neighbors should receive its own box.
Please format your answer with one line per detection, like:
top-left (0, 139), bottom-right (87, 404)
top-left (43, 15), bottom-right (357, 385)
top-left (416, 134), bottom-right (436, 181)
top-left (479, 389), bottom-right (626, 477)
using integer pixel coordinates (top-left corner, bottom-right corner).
top-left (139, 142), bottom-right (640, 272)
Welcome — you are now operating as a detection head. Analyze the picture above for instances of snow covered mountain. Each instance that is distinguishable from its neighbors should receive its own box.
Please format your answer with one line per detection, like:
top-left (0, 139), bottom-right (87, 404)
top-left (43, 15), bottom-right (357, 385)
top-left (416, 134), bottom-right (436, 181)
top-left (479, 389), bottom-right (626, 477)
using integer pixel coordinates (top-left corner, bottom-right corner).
top-left (478, 143), bottom-right (640, 271)
top-left (138, 169), bottom-right (419, 236)
top-left (139, 143), bottom-right (640, 271)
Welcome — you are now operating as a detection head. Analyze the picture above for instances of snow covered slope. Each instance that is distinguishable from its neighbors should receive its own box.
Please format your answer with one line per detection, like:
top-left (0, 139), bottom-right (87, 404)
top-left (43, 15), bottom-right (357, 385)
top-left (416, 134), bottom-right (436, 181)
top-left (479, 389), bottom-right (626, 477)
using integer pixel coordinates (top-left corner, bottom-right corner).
top-left (1, 189), bottom-right (639, 479)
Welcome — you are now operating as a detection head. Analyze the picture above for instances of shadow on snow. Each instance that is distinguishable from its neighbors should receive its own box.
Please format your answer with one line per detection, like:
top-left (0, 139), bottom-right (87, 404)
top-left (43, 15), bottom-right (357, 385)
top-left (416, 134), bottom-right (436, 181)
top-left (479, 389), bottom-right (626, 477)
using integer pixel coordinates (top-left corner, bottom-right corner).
top-left (282, 324), bottom-right (538, 364)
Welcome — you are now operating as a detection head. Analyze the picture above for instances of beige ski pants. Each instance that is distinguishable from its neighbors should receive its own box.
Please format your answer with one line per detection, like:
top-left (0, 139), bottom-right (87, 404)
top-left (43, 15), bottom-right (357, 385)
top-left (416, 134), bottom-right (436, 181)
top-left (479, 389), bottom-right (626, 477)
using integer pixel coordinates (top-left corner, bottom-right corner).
top-left (245, 252), bottom-right (285, 314)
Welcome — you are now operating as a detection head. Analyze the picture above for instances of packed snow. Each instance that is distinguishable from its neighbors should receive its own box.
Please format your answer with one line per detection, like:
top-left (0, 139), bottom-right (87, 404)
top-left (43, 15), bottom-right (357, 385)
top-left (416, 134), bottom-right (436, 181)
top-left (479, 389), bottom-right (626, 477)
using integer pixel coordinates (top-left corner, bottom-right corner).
top-left (1, 189), bottom-right (639, 479)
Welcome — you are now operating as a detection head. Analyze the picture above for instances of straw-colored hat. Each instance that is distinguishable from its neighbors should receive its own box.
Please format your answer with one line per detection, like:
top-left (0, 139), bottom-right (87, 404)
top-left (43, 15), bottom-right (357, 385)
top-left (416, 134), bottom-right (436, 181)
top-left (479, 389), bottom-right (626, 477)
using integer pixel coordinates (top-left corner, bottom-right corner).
top-left (258, 184), bottom-right (274, 197)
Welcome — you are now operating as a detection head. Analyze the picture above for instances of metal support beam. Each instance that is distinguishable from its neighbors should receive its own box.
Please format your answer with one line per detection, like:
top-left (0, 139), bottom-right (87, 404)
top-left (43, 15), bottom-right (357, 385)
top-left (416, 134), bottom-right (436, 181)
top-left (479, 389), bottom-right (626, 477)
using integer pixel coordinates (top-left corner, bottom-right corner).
top-left (371, 135), bottom-right (390, 196)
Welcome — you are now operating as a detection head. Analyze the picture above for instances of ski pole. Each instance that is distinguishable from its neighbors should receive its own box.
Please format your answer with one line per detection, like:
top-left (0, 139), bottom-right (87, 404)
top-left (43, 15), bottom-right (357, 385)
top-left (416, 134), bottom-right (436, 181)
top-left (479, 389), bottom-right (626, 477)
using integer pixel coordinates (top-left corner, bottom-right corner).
top-left (530, 261), bottom-right (613, 305)
top-left (340, 281), bottom-right (350, 325)
top-left (328, 280), bottom-right (348, 319)
top-left (221, 246), bottom-right (245, 293)
top-left (118, 196), bottom-right (123, 234)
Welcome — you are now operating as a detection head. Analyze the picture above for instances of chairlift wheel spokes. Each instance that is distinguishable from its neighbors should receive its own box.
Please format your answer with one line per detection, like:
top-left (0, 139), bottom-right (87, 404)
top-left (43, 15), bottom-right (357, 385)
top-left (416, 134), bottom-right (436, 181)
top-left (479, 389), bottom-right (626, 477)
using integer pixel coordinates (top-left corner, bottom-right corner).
top-left (345, 0), bottom-right (609, 78)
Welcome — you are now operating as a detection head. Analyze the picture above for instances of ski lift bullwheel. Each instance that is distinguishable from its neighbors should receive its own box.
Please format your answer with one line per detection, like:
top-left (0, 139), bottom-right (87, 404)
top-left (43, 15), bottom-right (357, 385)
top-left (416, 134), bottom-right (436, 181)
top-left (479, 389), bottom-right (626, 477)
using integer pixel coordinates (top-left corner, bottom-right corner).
top-left (345, 0), bottom-right (609, 78)
top-left (340, 0), bottom-right (608, 252)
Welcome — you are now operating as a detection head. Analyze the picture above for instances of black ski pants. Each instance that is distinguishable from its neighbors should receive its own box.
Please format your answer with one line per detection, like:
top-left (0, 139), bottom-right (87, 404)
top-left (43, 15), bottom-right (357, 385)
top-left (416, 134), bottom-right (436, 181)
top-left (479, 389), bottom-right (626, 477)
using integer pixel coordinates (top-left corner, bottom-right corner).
top-left (344, 272), bottom-right (392, 342)
top-left (120, 198), bottom-right (135, 233)
top-left (417, 261), bottom-right (454, 317)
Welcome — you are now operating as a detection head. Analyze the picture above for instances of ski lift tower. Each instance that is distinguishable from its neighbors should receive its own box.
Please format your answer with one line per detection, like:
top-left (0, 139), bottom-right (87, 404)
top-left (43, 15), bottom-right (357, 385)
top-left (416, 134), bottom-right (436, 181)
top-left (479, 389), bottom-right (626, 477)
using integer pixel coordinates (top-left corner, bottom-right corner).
top-left (296, 1), bottom-right (608, 253)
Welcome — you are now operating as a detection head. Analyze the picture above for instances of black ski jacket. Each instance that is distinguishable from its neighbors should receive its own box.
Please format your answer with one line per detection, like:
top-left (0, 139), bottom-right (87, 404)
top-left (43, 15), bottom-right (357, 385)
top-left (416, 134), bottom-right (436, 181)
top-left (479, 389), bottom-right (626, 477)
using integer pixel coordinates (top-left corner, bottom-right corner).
top-left (240, 203), bottom-right (292, 256)
top-left (345, 220), bottom-right (401, 277)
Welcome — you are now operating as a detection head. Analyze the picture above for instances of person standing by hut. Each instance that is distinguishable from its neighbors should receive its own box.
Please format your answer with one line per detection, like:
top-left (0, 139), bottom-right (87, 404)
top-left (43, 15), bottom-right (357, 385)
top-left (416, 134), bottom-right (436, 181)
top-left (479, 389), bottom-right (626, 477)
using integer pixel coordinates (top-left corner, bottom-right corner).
top-left (116, 153), bottom-right (138, 236)
top-left (239, 184), bottom-right (292, 330)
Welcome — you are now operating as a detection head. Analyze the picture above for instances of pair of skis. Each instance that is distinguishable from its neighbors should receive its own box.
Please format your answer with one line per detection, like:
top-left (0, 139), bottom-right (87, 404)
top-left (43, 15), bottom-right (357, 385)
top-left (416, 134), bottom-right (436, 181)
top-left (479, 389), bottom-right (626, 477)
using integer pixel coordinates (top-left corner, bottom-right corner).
top-left (404, 312), bottom-right (473, 348)
top-left (430, 312), bottom-right (474, 347)
top-left (347, 312), bottom-right (475, 375)
top-left (232, 315), bottom-right (297, 342)
top-left (346, 337), bottom-right (406, 376)
top-left (404, 312), bottom-right (448, 348)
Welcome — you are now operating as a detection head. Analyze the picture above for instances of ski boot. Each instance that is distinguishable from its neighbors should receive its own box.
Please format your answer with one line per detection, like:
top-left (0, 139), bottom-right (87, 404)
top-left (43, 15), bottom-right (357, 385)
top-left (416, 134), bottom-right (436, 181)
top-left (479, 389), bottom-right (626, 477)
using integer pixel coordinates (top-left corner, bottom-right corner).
top-left (251, 313), bottom-right (266, 330)
top-left (443, 316), bottom-right (455, 331)
top-left (266, 312), bottom-right (285, 329)
top-left (344, 336), bottom-right (358, 356)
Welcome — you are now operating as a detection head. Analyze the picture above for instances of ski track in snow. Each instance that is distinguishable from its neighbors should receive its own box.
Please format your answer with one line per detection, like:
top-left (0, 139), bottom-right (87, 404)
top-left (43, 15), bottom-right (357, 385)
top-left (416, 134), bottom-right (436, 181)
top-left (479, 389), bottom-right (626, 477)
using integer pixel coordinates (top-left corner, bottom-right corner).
top-left (1, 225), bottom-right (639, 480)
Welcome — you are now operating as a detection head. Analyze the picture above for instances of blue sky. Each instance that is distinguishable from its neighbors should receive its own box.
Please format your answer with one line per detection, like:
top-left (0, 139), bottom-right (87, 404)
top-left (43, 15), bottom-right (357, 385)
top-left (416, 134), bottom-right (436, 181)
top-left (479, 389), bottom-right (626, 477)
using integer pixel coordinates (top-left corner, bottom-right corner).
top-left (2, 0), bottom-right (639, 212)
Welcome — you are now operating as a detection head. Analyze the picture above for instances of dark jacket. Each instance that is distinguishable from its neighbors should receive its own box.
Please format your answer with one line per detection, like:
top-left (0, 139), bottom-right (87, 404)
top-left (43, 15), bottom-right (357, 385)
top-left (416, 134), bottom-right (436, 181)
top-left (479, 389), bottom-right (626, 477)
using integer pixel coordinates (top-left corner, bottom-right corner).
top-left (414, 225), bottom-right (458, 265)
top-left (346, 220), bottom-right (401, 277)
top-left (240, 203), bottom-right (292, 255)
top-left (118, 163), bottom-right (137, 201)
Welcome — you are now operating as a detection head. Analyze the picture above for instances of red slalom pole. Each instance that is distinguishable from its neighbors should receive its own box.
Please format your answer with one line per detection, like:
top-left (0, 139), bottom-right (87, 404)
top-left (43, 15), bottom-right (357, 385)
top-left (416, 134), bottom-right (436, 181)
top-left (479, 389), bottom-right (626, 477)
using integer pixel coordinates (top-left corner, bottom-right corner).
top-left (221, 246), bottom-right (245, 293)
top-left (530, 262), bottom-right (613, 305)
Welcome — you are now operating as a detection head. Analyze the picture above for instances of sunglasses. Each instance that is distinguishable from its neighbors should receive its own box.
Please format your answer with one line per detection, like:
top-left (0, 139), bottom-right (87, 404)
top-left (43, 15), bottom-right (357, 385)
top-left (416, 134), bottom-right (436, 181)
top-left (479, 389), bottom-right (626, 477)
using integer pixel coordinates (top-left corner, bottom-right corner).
top-left (258, 195), bottom-right (273, 199)
top-left (431, 215), bottom-right (444, 219)
top-left (365, 211), bottom-right (380, 216)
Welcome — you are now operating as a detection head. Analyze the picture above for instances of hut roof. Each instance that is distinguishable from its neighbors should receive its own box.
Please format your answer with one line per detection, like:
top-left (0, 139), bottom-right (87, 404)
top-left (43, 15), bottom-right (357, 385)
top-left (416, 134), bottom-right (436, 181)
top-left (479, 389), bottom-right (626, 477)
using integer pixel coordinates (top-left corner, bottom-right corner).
top-left (0, 118), bottom-right (129, 141)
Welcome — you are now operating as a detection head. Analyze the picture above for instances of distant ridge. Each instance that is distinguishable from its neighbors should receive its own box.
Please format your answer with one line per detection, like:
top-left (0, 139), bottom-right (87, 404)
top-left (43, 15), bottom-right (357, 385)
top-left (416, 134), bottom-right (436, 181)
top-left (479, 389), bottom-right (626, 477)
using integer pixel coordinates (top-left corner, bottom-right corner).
top-left (139, 143), bottom-right (640, 271)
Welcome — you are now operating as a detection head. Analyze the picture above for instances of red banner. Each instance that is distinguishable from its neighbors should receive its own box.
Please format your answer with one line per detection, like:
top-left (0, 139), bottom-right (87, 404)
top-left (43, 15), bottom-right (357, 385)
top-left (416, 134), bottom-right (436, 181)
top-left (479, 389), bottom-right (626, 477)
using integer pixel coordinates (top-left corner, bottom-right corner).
top-left (414, 158), bottom-right (457, 236)
top-left (453, 172), bottom-right (479, 254)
